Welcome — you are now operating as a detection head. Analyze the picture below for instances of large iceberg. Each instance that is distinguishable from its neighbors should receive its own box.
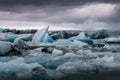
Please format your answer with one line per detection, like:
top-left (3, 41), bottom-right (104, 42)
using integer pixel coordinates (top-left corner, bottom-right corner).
top-left (32, 26), bottom-right (54, 44)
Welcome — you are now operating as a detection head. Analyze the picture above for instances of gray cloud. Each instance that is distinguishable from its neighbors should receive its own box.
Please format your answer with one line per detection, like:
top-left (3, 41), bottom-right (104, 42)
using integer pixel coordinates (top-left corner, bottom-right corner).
top-left (0, 0), bottom-right (120, 6)
top-left (0, 0), bottom-right (120, 30)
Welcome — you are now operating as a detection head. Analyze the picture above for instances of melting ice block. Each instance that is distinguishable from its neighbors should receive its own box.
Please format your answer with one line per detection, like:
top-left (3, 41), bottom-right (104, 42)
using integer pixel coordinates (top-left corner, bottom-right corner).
top-left (32, 26), bottom-right (54, 44)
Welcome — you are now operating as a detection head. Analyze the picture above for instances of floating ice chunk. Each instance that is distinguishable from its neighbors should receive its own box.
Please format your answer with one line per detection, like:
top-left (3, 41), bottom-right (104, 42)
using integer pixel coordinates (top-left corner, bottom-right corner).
top-left (53, 39), bottom-right (88, 48)
top-left (32, 26), bottom-right (54, 44)
top-left (0, 28), bottom-right (4, 33)
top-left (69, 32), bottom-right (93, 44)
top-left (0, 33), bottom-right (32, 43)
top-left (93, 39), bottom-right (105, 44)
top-left (14, 38), bottom-right (29, 49)
top-left (72, 40), bottom-right (88, 48)
top-left (90, 29), bottom-right (109, 39)
top-left (0, 33), bottom-right (18, 42)
top-left (0, 58), bottom-right (43, 73)
top-left (63, 53), bottom-right (76, 58)
top-left (96, 55), bottom-right (114, 63)
top-left (18, 34), bottom-right (33, 41)
top-left (45, 33), bottom-right (55, 43)
top-left (17, 66), bottom-right (47, 80)
top-left (105, 37), bottom-right (120, 43)
top-left (53, 39), bottom-right (73, 47)
top-left (78, 32), bottom-right (86, 38)
top-left (0, 41), bottom-right (13, 55)
top-left (103, 44), bottom-right (120, 52)
top-left (52, 49), bottom-right (63, 56)
top-left (56, 61), bottom-right (96, 74)
top-left (69, 32), bottom-right (86, 40)
top-left (25, 54), bottom-right (52, 67)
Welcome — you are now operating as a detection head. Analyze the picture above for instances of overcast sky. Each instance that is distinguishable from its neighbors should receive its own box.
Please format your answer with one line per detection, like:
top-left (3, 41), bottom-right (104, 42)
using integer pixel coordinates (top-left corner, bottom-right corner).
top-left (0, 0), bottom-right (120, 30)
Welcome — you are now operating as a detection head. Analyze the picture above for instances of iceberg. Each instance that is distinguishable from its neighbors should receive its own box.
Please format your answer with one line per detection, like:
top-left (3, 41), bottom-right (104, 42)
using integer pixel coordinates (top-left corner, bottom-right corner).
top-left (32, 26), bottom-right (54, 44)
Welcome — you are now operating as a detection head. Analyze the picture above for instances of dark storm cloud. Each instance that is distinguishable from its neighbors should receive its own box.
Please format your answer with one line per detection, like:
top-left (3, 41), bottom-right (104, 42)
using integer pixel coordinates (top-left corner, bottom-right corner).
top-left (0, 0), bottom-right (120, 30)
top-left (0, 0), bottom-right (120, 6)
top-left (96, 5), bottom-right (120, 23)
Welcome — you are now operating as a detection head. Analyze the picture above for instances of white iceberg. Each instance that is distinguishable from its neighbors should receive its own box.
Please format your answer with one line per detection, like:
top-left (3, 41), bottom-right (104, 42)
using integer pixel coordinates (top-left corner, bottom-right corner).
top-left (32, 26), bottom-right (54, 44)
